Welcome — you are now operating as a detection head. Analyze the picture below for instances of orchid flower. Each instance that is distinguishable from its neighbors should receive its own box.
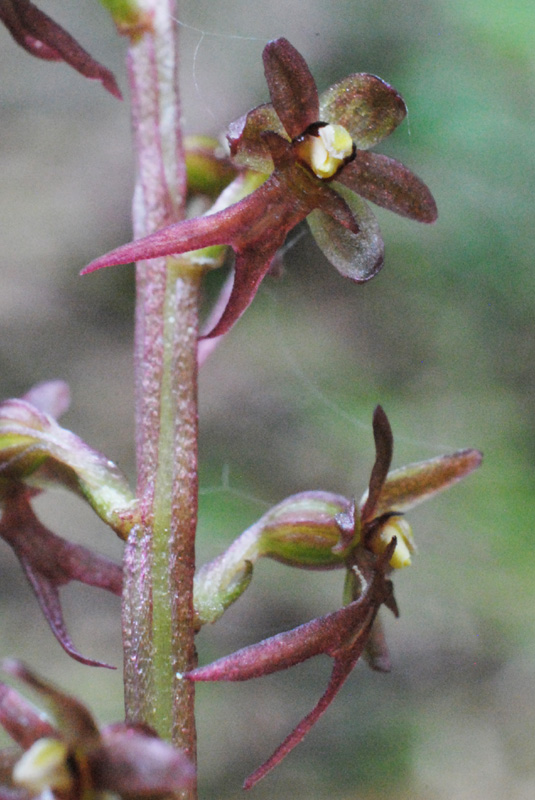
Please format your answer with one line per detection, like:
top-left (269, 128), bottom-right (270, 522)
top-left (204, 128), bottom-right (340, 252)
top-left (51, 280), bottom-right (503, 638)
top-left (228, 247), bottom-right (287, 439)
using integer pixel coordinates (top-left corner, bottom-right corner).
top-left (0, 0), bottom-right (121, 98)
top-left (0, 661), bottom-right (194, 799)
top-left (83, 37), bottom-right (437, 337)
top-left (187, 407), bottom-right (482, 787)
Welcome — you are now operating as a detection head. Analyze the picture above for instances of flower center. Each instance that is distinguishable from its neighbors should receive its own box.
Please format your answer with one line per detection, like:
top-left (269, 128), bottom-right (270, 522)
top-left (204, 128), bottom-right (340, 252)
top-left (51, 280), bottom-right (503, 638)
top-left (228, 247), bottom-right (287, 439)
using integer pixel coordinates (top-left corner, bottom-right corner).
top-left (295, 123), bottom-right (354, 179)
top-left (372, 516), bottom-right (415, 569)
top-left (13, 738), bottom-right (73, 794)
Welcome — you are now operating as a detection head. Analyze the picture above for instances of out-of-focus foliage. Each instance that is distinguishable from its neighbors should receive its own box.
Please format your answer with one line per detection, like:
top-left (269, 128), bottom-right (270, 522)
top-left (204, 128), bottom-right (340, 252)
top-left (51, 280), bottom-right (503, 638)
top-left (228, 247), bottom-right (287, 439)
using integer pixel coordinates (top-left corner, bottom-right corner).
top-left (0, 1), bottom-right (533, 799)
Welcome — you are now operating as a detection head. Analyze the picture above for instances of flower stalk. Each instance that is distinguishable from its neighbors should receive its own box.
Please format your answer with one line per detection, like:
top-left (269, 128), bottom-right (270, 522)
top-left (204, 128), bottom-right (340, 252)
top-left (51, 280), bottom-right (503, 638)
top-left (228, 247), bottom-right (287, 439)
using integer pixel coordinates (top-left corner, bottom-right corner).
top-left (120, 2), bottom-right (198, 791)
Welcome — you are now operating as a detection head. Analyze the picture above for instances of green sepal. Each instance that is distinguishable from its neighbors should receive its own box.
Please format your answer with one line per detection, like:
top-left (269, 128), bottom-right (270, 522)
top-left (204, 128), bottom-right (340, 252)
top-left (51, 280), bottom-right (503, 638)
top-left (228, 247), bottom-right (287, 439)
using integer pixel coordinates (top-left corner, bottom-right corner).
top-left (194, 491), bottom-right (359, 628)
top-left (319, 73), bottom-right (406, 149)
top-left (307, 183), bottom-right (384, 282)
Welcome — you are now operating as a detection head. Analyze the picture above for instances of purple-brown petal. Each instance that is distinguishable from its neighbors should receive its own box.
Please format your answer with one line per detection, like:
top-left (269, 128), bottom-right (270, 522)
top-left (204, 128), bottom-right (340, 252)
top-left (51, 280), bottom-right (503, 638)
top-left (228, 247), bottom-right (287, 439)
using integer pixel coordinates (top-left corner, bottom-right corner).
top-left (319, 73), bottom-right (406, 149)
top-left (2, 661), bottom-right (101, 746)
top-left (307, 183), bottom-right (384, 282)
top-left (0, 0), bottom-right (121, 98)
top-left (338, 151), bottom-right (438, 222)
top-left (203, 246), bottom-right (280, 339)
top-left (91, 725), bottom-right (195, 795)
top-left (186, 543), bottom-right (394, 684)
top-left (83, 170), bottom-right (306, 338)
top-left (0, 682), bottom-right (56, 750)
top-left (241, 545), bottom-right (397, 788)
top-left (360, 406), bottom-right (394, 524)
top-left (372, 449), bottom-right (483, 517)
top-left (263, 38), bottom-right (319, 139)
top-left (0, 492), bottom-right (121, 668)
top-left (227, 103), bottom-right (286, 173)
top-left (82, 176), bottom-right (291, 276)
top-left (243, 654), bottom-right (359, 789)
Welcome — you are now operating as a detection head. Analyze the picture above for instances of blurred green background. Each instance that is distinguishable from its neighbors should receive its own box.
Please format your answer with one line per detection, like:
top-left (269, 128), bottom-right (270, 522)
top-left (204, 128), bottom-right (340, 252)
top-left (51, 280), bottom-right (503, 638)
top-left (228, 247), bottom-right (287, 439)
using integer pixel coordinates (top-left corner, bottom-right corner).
top-left (0, 1), bottom-right (534, 798)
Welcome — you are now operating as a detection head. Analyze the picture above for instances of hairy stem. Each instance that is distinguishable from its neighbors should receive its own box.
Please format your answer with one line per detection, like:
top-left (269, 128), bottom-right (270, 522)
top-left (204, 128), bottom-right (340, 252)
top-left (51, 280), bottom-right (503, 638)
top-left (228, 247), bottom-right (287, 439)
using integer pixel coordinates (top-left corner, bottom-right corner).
top-left (121, 2), bottom-right (198, 793)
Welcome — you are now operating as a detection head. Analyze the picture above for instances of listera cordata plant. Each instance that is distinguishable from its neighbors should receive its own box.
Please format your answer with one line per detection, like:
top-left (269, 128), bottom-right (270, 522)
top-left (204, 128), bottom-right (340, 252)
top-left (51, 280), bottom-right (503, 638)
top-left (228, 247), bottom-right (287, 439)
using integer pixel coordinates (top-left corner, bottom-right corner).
top-left (190, 407), bottom-right (482, 788)
top-left (83, 36), bottom-right (437, 338)
top-left (0, 10), bottom-right (482, 797)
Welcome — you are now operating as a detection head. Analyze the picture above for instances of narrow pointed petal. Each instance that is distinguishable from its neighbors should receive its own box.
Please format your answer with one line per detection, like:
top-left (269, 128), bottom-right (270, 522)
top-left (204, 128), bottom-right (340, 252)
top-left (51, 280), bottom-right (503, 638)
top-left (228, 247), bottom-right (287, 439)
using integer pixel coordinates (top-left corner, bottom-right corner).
top-left (186, 603), bottom-right (358, 682)
top-left (309, 180), bottom-right (361, 236)
top-left (187, 543), bottom-right (394, 683)
top-left (202, 246), bottom-right (279, 339)
top-left (82, 212), bottom-right (234, 274)
top-left (18, 565), bottom-right (114, 669)
top-left (2, 661), bottom-right (101, 746)
top-left (361, 406), bottom-right (394, 524)
top-left (0, 683), bottom-right (56, 749)
top-left (339, 151), bottom-right (438, 222)
top-left (227, 103), bottom-right (286, 172)
top-left (83, 173), bottom-right (289, 276)
top-left (0, 0), bottom-right (121, 98)
top-left (243, 655), bottom-right (357, 789)
top-left (363, 613), bottom-right (391, 672)
top-left (0, 492), bottom-right (120, 668)
top-left (263, 38), bottom-right (319, 139)
top-left (320, 74), bottom-right (406, 148)
top-left (243, 551), bottom-right (397, 789)
top-left (369, 449), bottom-right (483, 517)
top-left (307, 184), bottom-right (384, 281)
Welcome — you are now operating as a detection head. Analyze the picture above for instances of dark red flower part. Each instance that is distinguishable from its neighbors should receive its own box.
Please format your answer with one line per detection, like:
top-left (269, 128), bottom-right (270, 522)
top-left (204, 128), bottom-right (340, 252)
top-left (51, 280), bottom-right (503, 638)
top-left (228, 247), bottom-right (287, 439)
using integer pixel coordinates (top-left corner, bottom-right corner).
top-left (83, 130), bottom-right (361, 337)
top-left (83, 37), bottom-right (437, 337)
top-left (0, 0), bottom-right (121, 98)
top-left (186, 405), bottom-right (482, 786)
top-left (261, 36), bottom-right (319, 138)
top-left (361, 404), bottom-right (394, 524)
top-left (0, 488), bottom-right (122, 668)
top-left (186, 541), bottom-right (397, 788)
top-left (0, 661), bottom-right (195, 799)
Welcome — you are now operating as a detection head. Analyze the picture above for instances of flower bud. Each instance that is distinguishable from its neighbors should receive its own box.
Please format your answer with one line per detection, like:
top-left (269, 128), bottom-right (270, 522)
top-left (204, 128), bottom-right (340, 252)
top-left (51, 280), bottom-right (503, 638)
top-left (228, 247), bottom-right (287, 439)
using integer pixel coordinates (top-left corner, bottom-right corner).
top-left (0, 386), bottom-right (135, 538)
top-left (194, 492), bottom-right (357, 627)
top-left (258, 491), bottom-right (359, 568)
top-left (185, 136), bottom-right (238, 198)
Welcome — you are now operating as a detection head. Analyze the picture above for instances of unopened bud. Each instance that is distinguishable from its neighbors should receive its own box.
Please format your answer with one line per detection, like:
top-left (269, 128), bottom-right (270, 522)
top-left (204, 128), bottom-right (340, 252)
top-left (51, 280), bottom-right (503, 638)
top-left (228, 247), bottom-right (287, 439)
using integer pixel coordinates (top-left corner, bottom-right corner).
top-left (0, 387), bottom-right (135, 538)
top-left (185, 136), bottom-right (237, 198)
top-left (258, 491), bottom-right (358, 568)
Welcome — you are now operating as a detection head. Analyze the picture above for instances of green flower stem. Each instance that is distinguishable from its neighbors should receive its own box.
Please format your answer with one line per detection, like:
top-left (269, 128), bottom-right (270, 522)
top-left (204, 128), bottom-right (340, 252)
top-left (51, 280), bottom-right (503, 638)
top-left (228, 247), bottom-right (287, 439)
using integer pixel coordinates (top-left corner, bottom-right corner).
top-left (121, 3), bottom-right (198, 795)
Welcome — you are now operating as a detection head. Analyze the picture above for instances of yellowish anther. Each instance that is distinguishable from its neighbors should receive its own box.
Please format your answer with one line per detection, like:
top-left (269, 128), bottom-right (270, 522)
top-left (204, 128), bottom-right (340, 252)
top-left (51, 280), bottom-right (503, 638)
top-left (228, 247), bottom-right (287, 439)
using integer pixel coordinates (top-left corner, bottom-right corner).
top-left (374, 516), bottom-right (415, 569)
top-left (13, 738), bottom-right (73, 794)
top-left (296, 123), bottom-right (353, 179)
